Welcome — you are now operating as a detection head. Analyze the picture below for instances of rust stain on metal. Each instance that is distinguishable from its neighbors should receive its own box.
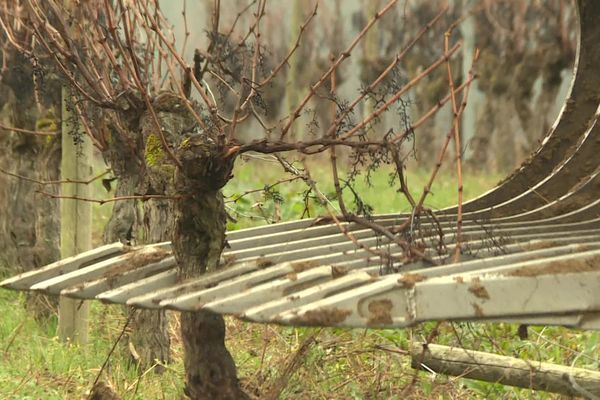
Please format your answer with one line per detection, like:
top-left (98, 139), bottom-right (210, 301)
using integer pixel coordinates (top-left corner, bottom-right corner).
top-left (398, 273), bottom-right (427, 288)
top-left (283, 279), bottom-right (325, 295)
top-left (286, 272), bottom-right (298, 281)
top-left (472, 303), bottom-right (484, 317)
top-left (290, 260), bottom-right (320, 272)
top-left (331, 265), bottom-right (348, 278)
top-left (453, 276), bottom-right (464, 284)
top-left (468, 281), bottom-right (490, 300)
top-left (367, 271), bottom-right (380, 281)
top-left (124, 247), bottom-right (171, 267)
top-left (506, 255), bottom-right (600, 277)
top-left (103, 247), bottom-right (171, 281)
top-left (526, 241), bottom-right (561, 251)
top-left (256, 257), bottom-right (275, 268)
top-left (220, 254), bottom-right (237, 268)
top-left (367, 299), bottom-right (393, 326)
top-left (289, 308), bottom-right (351, 326)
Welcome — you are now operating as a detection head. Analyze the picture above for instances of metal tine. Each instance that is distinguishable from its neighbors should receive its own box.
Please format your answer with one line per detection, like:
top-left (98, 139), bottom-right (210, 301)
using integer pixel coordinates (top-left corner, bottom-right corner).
top-left (239, 241), bottom-right (600, 321)
top-left (437, 197), bottom-right (600, 224)
top-left (118, 259), bottom-right (268, 307)
top-left (148, 261), bottom-right (318, 310)
top-left (224, 211), bottom-right (589, 253)
top-left (225, 219), bottom-right (320, 241)
top-left (21, 208), bottom-right (594, 293)
top-left (491, 197), bottom-right (600, 225)
top-left (30, 243), bottom-right (171, 294)
top-left (5, 207), bottom-right (596, 305)
top-left (460, 118), bottom-right (600, 219)
top-left (223, 165), bottom-right (600, 244)
top-left (229, 222), bottom-right (600, 268)
top-left (0, 242), bottom-right (125, 290)
top-left (479, 168), bottom-right (600, 222)
top-left (148, 233), bottom-right (600, 313)
top-left (407, 267), bottom-right (600, 323)
top-left (405, 233), bottom-right (600, 271)
top-left (274, 248), bottom-right (600, 327)
top-left (223, 190), bottom-right (600, 247)
top-left (224, 168), bottom-right (600, 250)
top-left (42, 223), bottom-right (600, 304)
top-left (227, 228), bottom-right (600, 282)
top-left (473, 314), bottom-right (600, 329)
top-left (242, 271), bottom-right (380, 321)
top-left (227, 216), bottom-right (600, 262)
top-left (153, 246), bottom-right (414, 312)
top-left (60, 256), bottom-right (176, 299)
top-left (243, 231), bottom-right (600, 286)
top-left (578, 314), bottom-right (600, 330)
top-left (129, 227), bottom-right (600, 310)
top-left (97, 269), bottom-right (178, 304)
top-left (202, 265), bottom-right (383, 314)
top-left (129, 245), bottom-right (416, 310)
top-left (440, 167), bottom-right (600, 220)
top-left (224, 213), bottom-right (504, 252)
top-left (17, 204), bottom-right (585, 296)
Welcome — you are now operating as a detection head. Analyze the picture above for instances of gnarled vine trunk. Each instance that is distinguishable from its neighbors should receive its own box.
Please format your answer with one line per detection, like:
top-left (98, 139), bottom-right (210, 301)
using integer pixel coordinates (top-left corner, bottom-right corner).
top-left (102, 129), bottom-right (171, 371)
top-left (139, 93), bottom-right (246, 399)
top-left (130, 197), bottom-right (172, 371)
top-left (174, 191), bottom-right (246, 400)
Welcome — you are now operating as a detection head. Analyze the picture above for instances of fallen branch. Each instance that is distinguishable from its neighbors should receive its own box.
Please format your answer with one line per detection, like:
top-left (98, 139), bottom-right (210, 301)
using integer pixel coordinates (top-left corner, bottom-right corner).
top-left (411, 343), bottom-right (600, 398)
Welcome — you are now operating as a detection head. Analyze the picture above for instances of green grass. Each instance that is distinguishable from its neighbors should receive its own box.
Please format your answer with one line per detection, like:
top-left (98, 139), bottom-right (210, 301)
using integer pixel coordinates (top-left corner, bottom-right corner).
top-left (1, 160), bottom-right (598, 399)
top-left (224, 156), bottom-right (502, 229)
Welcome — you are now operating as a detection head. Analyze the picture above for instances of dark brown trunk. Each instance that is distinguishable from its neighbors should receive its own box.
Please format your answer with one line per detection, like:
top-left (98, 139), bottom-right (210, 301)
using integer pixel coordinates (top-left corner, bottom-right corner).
top-left (174, 188), bottom-right (247, 400)
top-left (0, 52), bottom-right (60, 321)
top-left (138, 92), bottom-right (245, 398)
top-left (127, 197), bottom-right (172, 372)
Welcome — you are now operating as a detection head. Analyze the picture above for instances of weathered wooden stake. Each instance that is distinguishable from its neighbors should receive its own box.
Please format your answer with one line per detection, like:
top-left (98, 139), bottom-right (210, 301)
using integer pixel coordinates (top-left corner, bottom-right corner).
top-left (57, 86), bottom-right (91, 344)
top-left (411, 343), bottom-right (600, 398)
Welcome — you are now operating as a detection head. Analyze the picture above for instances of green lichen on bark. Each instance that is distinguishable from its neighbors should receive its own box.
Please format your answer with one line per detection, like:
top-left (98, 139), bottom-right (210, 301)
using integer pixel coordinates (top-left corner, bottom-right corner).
top-left (144, 133), bottom-right (165, 167)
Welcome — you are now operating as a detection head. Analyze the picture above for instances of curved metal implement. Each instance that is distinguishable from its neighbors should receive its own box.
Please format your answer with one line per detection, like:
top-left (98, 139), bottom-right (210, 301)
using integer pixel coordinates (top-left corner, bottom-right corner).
top-left (3, 0), bottom-right (600, 331)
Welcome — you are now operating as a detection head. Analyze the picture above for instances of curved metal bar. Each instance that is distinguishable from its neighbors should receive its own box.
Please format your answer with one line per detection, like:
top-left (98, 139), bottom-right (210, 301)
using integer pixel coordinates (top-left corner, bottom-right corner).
top-left (450, 0), bottom-right (600, 213)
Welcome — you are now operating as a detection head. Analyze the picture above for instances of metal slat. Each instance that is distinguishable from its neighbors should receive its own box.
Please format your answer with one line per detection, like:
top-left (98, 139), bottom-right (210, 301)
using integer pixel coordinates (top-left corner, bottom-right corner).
top-left (0, 243), bottom-right (125, 290)
top-left (129, 234), bottom-right (600, 312)
top-left (241, 241), bottom-right (600, 322)
top-left (274, 249), bottom-right (600, 328)
top-left (29, 244), bottom-right (171, 295)
top-left (59, 256), bottom-right (176, 299)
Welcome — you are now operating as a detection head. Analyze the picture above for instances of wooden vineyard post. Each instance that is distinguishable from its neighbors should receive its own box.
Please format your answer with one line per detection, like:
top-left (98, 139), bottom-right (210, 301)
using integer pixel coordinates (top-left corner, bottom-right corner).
top-left (57, 86), bottom-right (91, 345)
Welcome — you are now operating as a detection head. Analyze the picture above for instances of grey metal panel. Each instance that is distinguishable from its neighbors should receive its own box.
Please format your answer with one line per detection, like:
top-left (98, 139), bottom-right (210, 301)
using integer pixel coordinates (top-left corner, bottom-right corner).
top-left (29, 244), bottom-right (171, 295)
top-left (59, 256), bottom-right (176, 299)
top-left (274, 249), bottom-right (600, 328)
top-left (0, 243), bottom-right (125, 290)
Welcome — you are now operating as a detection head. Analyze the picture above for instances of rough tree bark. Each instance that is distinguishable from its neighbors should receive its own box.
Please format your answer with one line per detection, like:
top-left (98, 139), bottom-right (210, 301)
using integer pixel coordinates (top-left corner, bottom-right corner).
top-left (102, 126), bottom-right (171, 371)
top-left (140, 93), bottom-right (247, 399)
top-left (0, 51), bottom-right (61, 321)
